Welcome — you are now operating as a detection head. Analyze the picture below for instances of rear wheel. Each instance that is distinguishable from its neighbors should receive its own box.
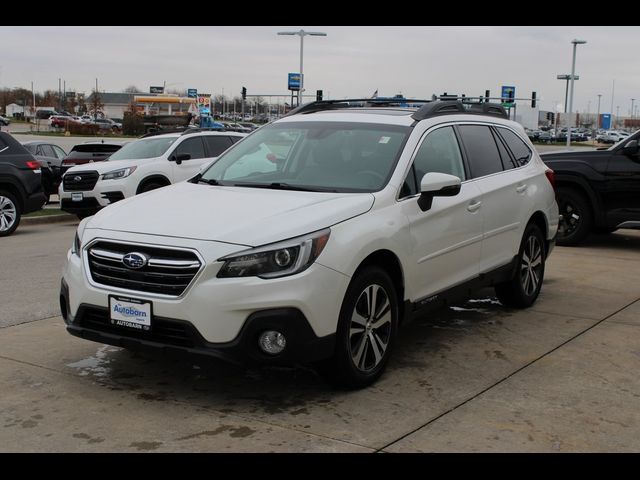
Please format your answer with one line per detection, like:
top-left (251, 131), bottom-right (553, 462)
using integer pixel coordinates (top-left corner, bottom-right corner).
top-left (318, 266), bottom-right (398, 389)
top-left (495, 223), bottom-right (546, 308)
top-left (556, 187), bottom-right (593, 246)
top-left (0, 191), bottom-right (21, 237)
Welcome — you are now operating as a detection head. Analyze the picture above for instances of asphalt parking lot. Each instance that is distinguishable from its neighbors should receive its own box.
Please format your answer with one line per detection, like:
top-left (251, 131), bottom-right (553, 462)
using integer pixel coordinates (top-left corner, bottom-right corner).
top-left (1, 219), bottom-right (639, 452)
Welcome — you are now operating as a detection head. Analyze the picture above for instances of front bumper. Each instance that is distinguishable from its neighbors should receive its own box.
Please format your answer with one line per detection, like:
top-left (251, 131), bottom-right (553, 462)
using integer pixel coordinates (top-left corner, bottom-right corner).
top-left (60, 234), bottom-right (350, 365)
top-left (61, 289), bottom-right (335, 366)
top-left (59, 176), bottom-right (131, 214)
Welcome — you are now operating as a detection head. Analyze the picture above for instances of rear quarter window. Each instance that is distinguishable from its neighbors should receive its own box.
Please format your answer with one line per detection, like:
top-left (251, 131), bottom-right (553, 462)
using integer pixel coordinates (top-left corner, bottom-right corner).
top-left (496, 127), bottom-right (533, 167)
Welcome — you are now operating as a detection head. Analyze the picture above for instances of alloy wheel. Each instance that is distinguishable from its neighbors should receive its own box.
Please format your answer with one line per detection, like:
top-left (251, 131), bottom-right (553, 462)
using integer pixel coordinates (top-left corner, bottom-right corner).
top-left (521, 235), bottom-right (543, 296)
top-left (559, 199), bottom-right (581, 237)
top-left (349, 284), bottom-right (392, 372)
top-left (0, 195), bottom-right (17, 232)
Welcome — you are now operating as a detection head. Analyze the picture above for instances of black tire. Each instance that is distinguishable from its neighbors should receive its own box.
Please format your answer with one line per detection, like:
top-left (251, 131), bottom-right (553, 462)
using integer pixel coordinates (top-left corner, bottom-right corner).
top-left (138, 182), bottom-right (165, 194)
top-left (318, 266), bottom-right (399, 389)
top-left (556, 187), bottom-right (593, 246)
top-left (495, 223), bottom-right (546, 309)
top-left (0, 190), bottom-right (21, 237)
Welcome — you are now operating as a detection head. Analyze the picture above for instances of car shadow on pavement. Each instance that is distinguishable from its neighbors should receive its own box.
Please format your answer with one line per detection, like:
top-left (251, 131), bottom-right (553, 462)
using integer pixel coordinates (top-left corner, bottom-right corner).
top-left (64, 289), bottom-right (513, 420)
top-left (574, 229), bottom-right (640, 251)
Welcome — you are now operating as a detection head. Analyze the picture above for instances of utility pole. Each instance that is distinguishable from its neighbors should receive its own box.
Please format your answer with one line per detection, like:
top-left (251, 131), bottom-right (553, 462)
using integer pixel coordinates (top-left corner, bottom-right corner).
top-left (596, 94), bottom-right (602, 131)
top-left (610, 79), bottom-right (615, 129)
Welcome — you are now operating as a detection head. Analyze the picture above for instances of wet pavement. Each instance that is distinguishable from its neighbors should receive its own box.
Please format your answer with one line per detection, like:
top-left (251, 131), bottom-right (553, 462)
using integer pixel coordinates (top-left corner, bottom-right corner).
top-left (1, 224), bottom-right (639, 451)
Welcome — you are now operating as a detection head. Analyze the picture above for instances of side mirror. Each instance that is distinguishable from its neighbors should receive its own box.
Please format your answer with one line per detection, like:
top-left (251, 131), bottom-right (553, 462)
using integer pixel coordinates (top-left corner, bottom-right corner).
top-left (417, 172), bottom-right (461, 212)
top-left (621, 139), bottom-right (639, 156)
top-left (170, 153), bottom-right (191, 165)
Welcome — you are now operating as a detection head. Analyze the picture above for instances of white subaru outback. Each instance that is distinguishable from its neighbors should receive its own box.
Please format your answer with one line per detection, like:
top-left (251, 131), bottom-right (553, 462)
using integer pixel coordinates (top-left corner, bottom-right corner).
top-left (60, 99), bottom-right (559, 388)
top-left (59, 130), bottom-right (245, 218)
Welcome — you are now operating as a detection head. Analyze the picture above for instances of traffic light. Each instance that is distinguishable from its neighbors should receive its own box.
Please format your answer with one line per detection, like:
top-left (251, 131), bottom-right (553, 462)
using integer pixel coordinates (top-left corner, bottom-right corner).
top-left (241, 87), bottom-right (247, 100)
top-left (531, 91), bottom-right (537, 108)
top-left (316, 90), bottom-right (323, 101)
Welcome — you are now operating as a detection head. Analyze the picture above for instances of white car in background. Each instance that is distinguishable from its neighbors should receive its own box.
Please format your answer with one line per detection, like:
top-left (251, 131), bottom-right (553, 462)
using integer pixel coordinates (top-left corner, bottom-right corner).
top-left (59, 130), bottom-right (245, 218)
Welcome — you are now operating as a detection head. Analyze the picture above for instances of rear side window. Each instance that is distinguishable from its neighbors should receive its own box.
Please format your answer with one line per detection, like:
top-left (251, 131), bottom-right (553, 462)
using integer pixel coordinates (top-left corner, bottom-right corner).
top-left (204, 136), bottom-right (234, 156)
top-left (41, 145), bottom-right (56, 158)
top-left (496, 127), bottom-right (533, 167)
top-left (491, 129), bottom-right (517, 170)
top-left (458, 125), bottom-right (504, 178)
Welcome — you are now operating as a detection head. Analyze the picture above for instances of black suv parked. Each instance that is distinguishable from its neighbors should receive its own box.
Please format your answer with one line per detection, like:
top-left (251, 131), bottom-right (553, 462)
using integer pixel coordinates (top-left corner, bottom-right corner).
top-left (541, 129), bottom-right (640, 245)
top-left (0, 132), bottom-right (46, 236)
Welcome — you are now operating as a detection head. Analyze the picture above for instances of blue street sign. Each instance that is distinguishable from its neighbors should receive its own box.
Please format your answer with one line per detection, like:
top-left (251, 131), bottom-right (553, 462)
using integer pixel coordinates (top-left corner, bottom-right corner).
top-left (288, 73), bottom-right (302, 91)
top-left (187, 88), bottom-right (197, 98)
top-left (501, 85), bottom-right (516, 105)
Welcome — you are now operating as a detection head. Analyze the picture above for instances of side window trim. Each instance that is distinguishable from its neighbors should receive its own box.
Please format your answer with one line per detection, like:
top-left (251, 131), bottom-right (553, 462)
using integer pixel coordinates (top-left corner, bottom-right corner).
top-left (490, 126), bottom-right (516, 170)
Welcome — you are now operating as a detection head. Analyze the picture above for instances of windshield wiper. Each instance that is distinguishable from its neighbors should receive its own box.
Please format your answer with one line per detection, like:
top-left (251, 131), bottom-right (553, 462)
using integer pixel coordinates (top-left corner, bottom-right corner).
top-left (232, 182), bottom-right (337, 192)
top-left (197, 177), bottom-right (223, 186)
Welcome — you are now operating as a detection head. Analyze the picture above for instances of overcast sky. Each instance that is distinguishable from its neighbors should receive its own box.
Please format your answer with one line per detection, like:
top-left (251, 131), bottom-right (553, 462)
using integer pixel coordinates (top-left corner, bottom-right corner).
top-left (3, 26), bottom-right (639, 116)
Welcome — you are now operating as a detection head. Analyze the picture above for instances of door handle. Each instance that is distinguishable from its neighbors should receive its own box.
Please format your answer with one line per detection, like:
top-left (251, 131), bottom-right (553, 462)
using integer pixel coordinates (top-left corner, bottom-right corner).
top-left (467, 200), bottom-right (482, 212)
top-left (516, 184), bottom-right (527, 193)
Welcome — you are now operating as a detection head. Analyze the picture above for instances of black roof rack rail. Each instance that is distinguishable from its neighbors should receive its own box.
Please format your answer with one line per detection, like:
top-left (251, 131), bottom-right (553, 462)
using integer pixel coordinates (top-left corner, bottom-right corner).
top-left (411, 100), bottom-right (508, 121)
top-left (284, 98), bottom-right (433, 117)
top-left (283, 98), bottom-right (509, 121)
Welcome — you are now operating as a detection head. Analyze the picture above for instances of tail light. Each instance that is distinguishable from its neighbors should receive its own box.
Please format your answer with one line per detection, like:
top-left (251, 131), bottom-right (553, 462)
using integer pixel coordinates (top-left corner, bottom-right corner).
top-left (26, 160), bottom-right (41, 170)
top-left (545, 168), bottom-right (556, 191)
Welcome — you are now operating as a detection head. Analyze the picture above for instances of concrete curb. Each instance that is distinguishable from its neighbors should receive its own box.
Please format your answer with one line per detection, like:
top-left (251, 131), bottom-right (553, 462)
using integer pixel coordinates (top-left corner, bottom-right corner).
top-left (22, 214), bottom-right (77, 226)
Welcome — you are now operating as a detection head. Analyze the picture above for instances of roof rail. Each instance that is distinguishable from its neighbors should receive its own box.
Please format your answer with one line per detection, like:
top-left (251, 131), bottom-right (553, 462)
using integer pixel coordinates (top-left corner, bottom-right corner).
top-left (411, 100), bottom-right (508, 121)
top-left (284, 98), bottom-right (432, 117)
top-left (283, 98), bottom-right (508, 121)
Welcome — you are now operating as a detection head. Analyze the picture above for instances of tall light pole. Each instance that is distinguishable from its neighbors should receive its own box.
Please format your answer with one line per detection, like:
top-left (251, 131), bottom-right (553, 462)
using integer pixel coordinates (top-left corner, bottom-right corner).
top-left (567, 38), bottom-right (587, 147)
top-left (632, 98), bottom-right (636, 120)
top-left (596, 94), bottom-right (602, 130)
top-left (277, 29), bottom-right (327, 106)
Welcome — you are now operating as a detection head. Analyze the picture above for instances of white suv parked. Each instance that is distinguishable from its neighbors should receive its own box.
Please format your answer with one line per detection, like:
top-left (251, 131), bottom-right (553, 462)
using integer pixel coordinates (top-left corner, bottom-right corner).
top-left (59, 130), bottom-right (245, 218)
top-left (60, 99), bottom-right (559, 388)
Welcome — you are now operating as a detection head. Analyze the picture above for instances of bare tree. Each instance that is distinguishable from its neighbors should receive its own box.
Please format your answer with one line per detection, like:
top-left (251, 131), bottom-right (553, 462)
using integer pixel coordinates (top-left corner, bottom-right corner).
top-left (88, 89), bottom-right (105, 119)
top-left (123, 85), bottom-right (143, 93)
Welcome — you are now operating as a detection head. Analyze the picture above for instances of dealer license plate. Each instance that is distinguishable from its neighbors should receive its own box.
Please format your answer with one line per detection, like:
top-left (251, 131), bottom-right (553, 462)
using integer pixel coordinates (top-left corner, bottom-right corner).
top-left (109, 296), bottom-right (152, 331)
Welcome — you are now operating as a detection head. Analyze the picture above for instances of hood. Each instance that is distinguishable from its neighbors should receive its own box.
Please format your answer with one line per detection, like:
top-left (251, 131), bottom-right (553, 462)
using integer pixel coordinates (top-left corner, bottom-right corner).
top-left (65, 158), bottom-right (156, 174)
top-left (88, 181), bottom-right (375, 246)
top-left (540, 149), bottom-right (608, 162)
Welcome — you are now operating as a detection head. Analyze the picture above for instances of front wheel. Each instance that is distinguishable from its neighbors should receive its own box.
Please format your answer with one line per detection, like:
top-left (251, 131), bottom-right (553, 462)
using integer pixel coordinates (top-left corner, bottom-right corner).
top-left (0, 191), bottom-right (21, 237)
top-left (318, 266), bottom-right (399, 389)
top-left (495, 224), bottom-right (546, 309)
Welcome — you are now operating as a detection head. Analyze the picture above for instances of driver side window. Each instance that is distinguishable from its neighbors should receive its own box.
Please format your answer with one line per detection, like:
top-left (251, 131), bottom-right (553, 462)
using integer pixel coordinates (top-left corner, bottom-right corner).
top-left (401, 126), bottom-right (466, 198)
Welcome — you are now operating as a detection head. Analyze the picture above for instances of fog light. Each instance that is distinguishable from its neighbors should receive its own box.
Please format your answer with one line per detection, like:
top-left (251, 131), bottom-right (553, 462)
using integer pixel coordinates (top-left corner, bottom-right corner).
top-left (258, 330), bottom-right (286, 355)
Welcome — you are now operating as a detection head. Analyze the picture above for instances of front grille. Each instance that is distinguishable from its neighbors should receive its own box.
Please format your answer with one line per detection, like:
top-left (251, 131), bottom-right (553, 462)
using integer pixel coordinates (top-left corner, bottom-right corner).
top-left (63, 170), bottom-right (99, 191)
top-left (87, 241), bottom-right (201, 296)
top-left (79, 306), bottom-right (198, 348)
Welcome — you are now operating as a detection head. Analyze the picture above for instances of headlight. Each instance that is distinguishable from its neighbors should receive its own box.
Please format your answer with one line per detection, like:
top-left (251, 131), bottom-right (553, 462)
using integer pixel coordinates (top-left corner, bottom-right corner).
top-left (217, 228), bottom-right (331, 279)
top-left (101, 166), bottom-right (137, 180)
top-left (71, 217), bottom-right (90, 257)
top-left (72, 232), bottom-right (81, 257)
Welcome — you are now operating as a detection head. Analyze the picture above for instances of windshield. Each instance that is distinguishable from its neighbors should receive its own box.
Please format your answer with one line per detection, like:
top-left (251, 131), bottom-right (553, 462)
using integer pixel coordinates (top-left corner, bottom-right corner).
top-left (200, 121), bottom-right (410, 192)
top-left (108, 136), bottom-right (178, 161)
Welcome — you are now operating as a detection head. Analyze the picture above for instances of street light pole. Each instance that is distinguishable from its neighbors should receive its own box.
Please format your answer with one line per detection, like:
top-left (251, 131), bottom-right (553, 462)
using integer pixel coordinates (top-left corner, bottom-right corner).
top-left (567, 39), bottom-right (587, 148)
top-left (596, 94), bottom-right (602, 130)
top-left (278, 29), bottom-right (327, 106)
top-left (632, 98), bottom-right (636, 121)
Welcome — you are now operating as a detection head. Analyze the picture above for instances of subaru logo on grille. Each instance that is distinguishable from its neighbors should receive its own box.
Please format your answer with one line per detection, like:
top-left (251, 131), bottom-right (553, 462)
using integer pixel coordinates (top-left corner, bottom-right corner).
top-left (122, 252), bottom-right (148, 269)
top-left (74, 175), bottom-right (82, 181)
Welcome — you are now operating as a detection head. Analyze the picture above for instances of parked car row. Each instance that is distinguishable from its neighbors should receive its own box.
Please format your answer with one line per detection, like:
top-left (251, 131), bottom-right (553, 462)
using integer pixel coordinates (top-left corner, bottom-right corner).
top-left (49, 115), bottom-right (122, 132)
